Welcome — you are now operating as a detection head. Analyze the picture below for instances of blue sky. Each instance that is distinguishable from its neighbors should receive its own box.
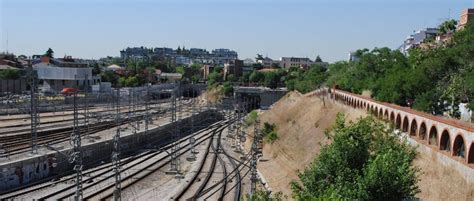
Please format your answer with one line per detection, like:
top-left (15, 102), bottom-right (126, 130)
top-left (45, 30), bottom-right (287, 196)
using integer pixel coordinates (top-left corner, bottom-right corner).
top-left (1, 0), bottom-right (473, 62)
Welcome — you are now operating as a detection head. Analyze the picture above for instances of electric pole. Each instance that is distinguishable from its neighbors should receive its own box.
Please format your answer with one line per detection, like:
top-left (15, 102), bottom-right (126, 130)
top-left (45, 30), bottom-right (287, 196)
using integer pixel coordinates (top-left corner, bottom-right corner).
top-left (29, 61), bottom-right (39, 154)
top-left (70, 91), bottom-right (83, 201)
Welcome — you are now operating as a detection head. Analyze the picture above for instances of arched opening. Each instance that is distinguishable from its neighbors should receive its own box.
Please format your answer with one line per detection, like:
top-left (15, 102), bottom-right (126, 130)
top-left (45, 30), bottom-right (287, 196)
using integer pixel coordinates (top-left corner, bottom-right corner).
top-left (409, 119), bottom-right (417, 136)
top-left (468, 143), bottom-right (474, 164)
top-left (390, 112), bottom-right (395, 122)
top-left (395, 114), bottom-right (401, 129)
top-left (453, 135), bottom-right (465, 158)
top-left (402, 116), bottom-right (409, 132)
top-left (429, 126), bottom-right (438, 145)
top-left (384, 110), bottom-right (389, 120)
top-left (419, 122), bottom-right (427, 140)
top-left (378, 109), bottom-right (383, 119)
top-left (440, 130), bottom-right (451, 151)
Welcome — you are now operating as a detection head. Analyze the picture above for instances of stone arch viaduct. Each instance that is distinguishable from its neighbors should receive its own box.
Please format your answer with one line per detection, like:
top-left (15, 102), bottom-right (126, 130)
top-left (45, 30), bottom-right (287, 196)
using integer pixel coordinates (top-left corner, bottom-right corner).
top-left (309, 88), bottom-right (474, 168)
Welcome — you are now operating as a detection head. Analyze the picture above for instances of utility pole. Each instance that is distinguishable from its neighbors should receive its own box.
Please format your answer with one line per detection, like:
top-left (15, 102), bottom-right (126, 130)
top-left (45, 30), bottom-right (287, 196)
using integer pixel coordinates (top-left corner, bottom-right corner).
top-left (84, 74), bottom-right (90, 140)
top-left (145, 83), bottom-right (150, 134)
top-left (187, 86), bottom-right (197, 161)
top-left (70, 91), bottom-right (83, 201)
top-left (168, 88), bottom-right (181, 176)
top-left (29, 61), bottom-right (39, 154)
top-left (112, 88), bottom-right (122, 201)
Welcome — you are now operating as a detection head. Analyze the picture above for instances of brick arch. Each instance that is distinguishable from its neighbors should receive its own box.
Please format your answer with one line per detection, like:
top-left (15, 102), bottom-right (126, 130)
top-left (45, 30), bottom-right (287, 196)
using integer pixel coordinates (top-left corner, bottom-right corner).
top-left (378, 108), bottom-right (383, 118)
top-left (395, 113), bottom-right (402, 129)
top-left (363, 102), bottom-right (366, 109)
top-left (390, 111), bottom-right (395, 122)
top-left (384, 109), bottom-right (389, 120)
top-left (419, 122), bottom-right (427, 140)
top-left (409, 118), bottom-right (417, 136)
top-left (452, 134), bottom-right (466, 158)
top-left (440, 129), bottom-right (451, 151)
top-left (429, 125), bottom-right (438, 145)
top-left (402, 116), bottom-right (409, 132)
top-left (468, 142), bottom-right (474, 164)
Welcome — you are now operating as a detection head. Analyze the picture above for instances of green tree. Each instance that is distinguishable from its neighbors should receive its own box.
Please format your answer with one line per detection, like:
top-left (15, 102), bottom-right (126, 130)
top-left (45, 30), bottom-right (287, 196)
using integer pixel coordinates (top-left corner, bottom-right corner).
top-left (438, 19), bottom-right (458, 34)
top-left (45, 48), bottom-right (54, 58)
top-left (315, 55), bottom-right (323, 62)
top-left (291, 114), bottom-right (419, 200)
top-left (249, 70), bottom-right (264, 83)
top-left (0, 69), bottom-right (20, 79)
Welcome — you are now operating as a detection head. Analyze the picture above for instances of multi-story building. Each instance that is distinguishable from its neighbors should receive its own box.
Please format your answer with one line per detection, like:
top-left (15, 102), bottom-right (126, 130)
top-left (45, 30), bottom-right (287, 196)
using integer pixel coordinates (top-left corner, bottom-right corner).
top-left (280, 57), bottom-right (313, 69)
top-left (175, 55), bottom-right (192, 65)
top-left (459, 8), bottom-right (474, 29)
top-left (32, 56), bottom-right (100, 92)
top-left (154, 47), bottom-right (176, 58)
top-left (223, 59), bottom-right (243, 80)
top-left (399, 28), bottom-right (438, 54)
top-left (120, 47), bottom-right (150, 60)
top-left (189, 48), bottom-right (209, 58)
top-left (211, 49), bottom-right (238, 65)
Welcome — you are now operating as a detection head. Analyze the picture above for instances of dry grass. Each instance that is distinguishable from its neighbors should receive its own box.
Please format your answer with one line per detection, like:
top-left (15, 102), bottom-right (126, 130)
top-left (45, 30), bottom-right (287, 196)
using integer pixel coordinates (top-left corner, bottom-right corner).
top-left (197, 86), bottom-right (224, 105)
top-left (245, 91), bottom-right (474, 200)
top-left (414, 150), bottom-right (474, 201)
top-left (244, 92), bottom-right (366, 198)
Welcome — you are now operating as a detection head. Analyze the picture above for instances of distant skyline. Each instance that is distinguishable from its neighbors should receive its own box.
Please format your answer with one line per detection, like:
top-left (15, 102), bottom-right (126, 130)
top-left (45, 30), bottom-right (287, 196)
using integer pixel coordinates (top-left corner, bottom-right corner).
top-left (1, 0), bottom-right (474, 62)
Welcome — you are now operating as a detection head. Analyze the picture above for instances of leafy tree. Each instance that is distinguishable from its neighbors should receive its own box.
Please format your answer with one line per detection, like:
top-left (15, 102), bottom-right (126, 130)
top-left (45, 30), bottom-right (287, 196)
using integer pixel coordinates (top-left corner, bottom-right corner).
top-left (264, 72), bottom-right (279, 89)
top-left (45, 48), bottom-right (54, 58)
top-left (291, 114), bottom-right (419, 200)
top-left (101, 71), bottom-right (119, 86)
top-left (249, 70), bottom-right (265, 83)
top-left (0, 69), bottom-right (20, 79)
top-left (438, 19), bottom-right (457, 34)
top-left (223, 81), bottom-right (233, 96)
top-left (315, 55), bottom-right (323, 62)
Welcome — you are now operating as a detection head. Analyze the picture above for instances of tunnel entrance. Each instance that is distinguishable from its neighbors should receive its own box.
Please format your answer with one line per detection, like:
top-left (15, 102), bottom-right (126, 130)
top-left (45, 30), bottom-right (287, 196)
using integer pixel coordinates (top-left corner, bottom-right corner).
top-left (238, 94), bottom-right (261, 112)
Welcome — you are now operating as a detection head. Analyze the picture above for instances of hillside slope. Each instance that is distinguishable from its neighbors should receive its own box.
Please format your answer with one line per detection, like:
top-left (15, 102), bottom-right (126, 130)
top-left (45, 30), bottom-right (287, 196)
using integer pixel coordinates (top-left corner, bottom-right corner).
top-left (246, 92), bottom-right (366, 198)
top-left (251, 92), bottom-right (474, 200)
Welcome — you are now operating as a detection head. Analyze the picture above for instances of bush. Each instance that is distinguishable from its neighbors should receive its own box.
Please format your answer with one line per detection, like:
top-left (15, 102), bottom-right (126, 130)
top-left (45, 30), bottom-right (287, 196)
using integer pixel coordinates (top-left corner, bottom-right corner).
top-left (291, 114), bottom-right (419, 200)
top-left (266, 131), bottom-right (279, 143)
top-left (245, 110), bottom-right (258, 126)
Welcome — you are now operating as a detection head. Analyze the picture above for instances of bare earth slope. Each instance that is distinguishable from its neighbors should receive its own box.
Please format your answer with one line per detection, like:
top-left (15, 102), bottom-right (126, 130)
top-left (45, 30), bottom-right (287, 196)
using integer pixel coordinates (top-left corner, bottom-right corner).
top-left (251, 92), bottom-right (366, 198)
top-left (254, 92), bottom-right (474, 200)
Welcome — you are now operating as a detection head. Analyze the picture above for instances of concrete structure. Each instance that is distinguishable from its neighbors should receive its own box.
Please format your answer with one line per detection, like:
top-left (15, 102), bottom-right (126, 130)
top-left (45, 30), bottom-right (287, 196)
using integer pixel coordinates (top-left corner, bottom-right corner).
top-left (31, 56), bottom-right (100, 92)
top-left (120, 47), bottom-right (150, 60)
top-left (210, 49), bottom-right (238, 65)
top-left (0, 111), bottom-right (222, 191)
top-left (256, 57), bottom-right (277, 68)
top-left (234, 86), bottom-right (287, 109)
top-left (459, 8), bottom-right (474, 29)
top-left (223, 59), bottom-right (243, 79)
top-left (157, 73), bottom-right (182, 83)
top-left (309, 88), bottom-right (474, 168)
top-left (280, 57), bottom-right (313, 69)
top-left (175, 55), bottom-right (192, 65)
top-left (154, 47), bottom-right (177, 58)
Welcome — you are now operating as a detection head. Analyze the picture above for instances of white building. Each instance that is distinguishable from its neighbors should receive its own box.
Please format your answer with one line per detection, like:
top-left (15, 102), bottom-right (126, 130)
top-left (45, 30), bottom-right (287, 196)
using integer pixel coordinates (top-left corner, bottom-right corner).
top-left (399, 28), bottom-right (439, 55)
top-left (33, 57), bottom-right (100, 92)
top-left (280, 57), bottom-right (313, 69)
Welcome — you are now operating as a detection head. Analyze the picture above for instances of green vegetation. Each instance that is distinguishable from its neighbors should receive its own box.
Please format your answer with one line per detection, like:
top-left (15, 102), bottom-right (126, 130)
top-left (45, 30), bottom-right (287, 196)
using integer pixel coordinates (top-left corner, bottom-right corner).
top-left (0, 69), bottom-right (20, 79)
top-left (262, 122), bottom-right (278, 143)
top-left (286, 64), bottom-right (327, 93)
top-left (325, 21), bottom-right (474, 117)
top-left (290, 114), bottom-right (420, 200)
top-left (246, 190), bottom-right (284, 201)
top-left (245, 110), bottom-right (258, 126)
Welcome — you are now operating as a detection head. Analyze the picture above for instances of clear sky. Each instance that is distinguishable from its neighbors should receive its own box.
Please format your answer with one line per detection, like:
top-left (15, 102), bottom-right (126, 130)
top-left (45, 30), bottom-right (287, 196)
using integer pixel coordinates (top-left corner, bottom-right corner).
top-left (1, 0), bottom-right (473, 62)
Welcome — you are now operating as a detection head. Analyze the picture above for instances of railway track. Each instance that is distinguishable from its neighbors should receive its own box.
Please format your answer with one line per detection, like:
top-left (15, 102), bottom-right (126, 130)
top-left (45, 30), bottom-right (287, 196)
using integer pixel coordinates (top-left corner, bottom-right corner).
top-left (0, 118), bottom-right (227, 200)
top-left (0, 109), bottom-right (167, 157)
top-left (175, 120), bottom-right (246, 201)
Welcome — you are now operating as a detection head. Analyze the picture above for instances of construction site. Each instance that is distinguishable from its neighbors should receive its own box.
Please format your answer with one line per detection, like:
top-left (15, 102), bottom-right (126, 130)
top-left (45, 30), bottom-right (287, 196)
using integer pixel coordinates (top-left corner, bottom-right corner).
top-left (0, 77), bottom-right (279, 201)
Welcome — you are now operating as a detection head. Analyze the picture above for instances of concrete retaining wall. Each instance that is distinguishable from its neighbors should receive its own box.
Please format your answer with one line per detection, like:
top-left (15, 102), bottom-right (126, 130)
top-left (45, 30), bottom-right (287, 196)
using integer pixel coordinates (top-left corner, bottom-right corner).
top-left (0, 110), bottom-right (223, 193)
